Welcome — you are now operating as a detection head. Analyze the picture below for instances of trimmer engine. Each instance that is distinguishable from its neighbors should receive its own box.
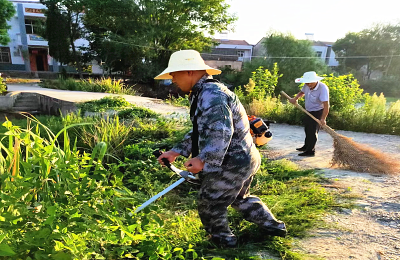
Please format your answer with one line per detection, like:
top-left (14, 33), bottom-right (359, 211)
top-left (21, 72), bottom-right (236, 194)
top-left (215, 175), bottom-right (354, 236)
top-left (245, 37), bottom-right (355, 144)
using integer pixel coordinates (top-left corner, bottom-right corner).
top-left (248, 115), bottom-right (274, 146)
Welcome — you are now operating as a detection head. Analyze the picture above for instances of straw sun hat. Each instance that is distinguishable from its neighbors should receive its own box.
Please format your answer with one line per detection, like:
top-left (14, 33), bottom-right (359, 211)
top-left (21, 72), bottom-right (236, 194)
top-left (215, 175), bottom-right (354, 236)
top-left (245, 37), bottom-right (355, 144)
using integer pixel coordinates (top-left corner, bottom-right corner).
top-left (154, 50), bottom-right (221, 80)
top-left (295, 71), bottom-right (324, 83)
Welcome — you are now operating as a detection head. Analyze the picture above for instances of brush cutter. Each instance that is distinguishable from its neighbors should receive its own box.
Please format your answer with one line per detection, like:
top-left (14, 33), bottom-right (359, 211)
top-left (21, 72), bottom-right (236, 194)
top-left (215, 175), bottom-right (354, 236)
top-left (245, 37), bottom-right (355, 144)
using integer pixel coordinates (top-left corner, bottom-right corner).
top-left (134, 150), bottom-right (200, 213)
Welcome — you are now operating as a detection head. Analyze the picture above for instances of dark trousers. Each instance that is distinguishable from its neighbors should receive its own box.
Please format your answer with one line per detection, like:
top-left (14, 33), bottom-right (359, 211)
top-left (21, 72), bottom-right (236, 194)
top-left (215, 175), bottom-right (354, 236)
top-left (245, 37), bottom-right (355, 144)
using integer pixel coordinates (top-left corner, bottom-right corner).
top-left (302, 109), bottom-right (323, 153)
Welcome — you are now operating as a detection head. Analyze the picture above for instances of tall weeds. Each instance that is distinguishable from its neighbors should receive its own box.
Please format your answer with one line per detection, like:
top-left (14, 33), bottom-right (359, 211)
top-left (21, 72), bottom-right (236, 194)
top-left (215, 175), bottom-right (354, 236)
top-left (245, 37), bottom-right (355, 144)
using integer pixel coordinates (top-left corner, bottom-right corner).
top-left (81, 116), bottom-right (134, 161)
top-left (40, 77), bottom-right (136, 95)
top-left (245, 93), bottom-right (400, 135)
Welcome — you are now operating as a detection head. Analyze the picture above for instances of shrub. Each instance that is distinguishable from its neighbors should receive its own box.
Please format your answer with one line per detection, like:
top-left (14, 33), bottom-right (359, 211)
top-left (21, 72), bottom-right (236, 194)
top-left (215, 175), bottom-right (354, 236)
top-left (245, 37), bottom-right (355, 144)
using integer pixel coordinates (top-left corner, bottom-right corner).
top-left (235, 64), bottom-right (281, 104)
top-left (0, 76), bottom-right (7, 94)
top-left (329, 93), bottom-right (400, 135)
top-left (320, 74), bottom-right (364, 111)
top-left (361, 77), bottom-right (400, 98)
top-left (249, 63), bottom-right (282, 98)
top-left (78, 96), bottom-right (130, 113)
top-left (246, 96), bottom-right (304, 125)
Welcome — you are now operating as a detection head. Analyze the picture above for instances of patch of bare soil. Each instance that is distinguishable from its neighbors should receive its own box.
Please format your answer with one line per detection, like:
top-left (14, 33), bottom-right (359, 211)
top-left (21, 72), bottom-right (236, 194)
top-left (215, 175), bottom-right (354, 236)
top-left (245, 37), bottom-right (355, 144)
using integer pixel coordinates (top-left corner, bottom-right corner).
top-left (266, 123), bottom-right (400, 260)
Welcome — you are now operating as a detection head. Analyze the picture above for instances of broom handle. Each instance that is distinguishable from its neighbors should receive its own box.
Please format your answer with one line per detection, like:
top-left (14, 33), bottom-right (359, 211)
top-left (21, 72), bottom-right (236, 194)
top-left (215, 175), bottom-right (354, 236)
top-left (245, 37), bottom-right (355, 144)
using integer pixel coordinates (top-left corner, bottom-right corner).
top-left (280, 91), bottom-right (322, 124)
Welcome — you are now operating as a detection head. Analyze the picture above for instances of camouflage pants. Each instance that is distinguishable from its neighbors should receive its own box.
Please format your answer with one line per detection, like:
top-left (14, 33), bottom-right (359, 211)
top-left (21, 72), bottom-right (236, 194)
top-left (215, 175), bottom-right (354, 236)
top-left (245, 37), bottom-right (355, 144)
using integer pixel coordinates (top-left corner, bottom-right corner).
top-left (198, 146), bottom-right (285, 245)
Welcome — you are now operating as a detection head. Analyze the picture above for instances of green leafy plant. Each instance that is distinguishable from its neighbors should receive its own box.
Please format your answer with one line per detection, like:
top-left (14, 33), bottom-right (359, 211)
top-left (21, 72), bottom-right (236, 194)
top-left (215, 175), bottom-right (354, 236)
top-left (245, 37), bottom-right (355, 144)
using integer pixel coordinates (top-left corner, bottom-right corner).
top-left (235, 64), bottom-right (282, 104)
top-left (0, 116), bottom-right (202, 260)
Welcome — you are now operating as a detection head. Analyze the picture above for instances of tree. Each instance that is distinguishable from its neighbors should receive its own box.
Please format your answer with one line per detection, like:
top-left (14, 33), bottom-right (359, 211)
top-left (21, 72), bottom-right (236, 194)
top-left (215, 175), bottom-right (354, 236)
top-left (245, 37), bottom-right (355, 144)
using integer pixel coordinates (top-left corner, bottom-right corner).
top-left (0, 0), bottom-right (16, 45)
top-left (262, 32), bottom-right (328, 94)
top-left (40, 0), bottom-right (86, 78)
top-left (83, 0), bottom-right (236, 82)
top-left (333, 24), bottom-right (400, 79)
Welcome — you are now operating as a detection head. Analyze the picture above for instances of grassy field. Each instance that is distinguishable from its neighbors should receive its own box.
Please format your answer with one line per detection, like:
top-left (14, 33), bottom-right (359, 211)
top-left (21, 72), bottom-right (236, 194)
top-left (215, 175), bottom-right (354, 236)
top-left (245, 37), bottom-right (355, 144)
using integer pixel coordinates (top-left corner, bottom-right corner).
top-left (385, 97), bottom-right (400, 103)
top-left (0, 104), bottom-right (357, 259)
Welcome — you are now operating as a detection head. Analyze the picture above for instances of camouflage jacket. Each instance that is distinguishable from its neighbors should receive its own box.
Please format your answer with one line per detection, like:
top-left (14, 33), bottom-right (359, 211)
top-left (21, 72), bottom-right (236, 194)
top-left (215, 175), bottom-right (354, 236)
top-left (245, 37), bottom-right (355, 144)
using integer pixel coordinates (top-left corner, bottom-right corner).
top-left (171, 76), bottom-right (255, 172)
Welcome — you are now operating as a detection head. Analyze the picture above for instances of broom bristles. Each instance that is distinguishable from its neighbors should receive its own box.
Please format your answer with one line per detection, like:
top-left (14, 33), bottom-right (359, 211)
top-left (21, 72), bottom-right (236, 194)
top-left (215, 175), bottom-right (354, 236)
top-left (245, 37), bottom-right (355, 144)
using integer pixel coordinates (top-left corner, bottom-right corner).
top-left (323, 126), bottom-right (400, 174)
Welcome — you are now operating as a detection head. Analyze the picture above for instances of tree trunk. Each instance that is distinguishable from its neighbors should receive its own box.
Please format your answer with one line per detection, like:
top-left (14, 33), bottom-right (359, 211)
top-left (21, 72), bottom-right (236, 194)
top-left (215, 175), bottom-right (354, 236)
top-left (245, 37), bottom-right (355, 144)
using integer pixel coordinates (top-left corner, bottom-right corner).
top-left (68, 11), bottom-right (83, 79)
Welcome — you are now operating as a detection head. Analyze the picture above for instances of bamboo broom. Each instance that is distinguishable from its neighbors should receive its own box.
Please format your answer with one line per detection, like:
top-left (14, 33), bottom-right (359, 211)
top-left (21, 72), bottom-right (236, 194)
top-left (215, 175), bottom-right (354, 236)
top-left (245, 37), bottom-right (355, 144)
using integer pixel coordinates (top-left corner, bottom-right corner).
top-left (281, 91), bottom-right (400, 175)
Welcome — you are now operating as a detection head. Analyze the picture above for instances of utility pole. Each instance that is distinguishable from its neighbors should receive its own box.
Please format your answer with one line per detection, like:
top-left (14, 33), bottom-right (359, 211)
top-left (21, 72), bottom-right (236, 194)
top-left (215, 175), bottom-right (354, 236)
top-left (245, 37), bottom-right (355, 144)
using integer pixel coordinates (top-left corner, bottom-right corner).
top-left (385, 51), bottom-right (394, 76)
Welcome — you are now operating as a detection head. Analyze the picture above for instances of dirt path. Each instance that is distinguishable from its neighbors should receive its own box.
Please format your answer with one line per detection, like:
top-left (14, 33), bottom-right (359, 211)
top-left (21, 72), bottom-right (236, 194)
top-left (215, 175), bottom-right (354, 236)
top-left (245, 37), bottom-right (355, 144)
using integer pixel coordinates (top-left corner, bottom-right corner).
top-left (266, 123), bottom-right (400, 260)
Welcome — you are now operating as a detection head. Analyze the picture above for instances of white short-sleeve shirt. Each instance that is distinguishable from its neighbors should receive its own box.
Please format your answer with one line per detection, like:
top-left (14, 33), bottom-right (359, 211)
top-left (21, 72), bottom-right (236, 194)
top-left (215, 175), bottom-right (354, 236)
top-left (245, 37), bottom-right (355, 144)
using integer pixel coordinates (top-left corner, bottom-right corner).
top-left (301, 82), bottom-right (329, 111)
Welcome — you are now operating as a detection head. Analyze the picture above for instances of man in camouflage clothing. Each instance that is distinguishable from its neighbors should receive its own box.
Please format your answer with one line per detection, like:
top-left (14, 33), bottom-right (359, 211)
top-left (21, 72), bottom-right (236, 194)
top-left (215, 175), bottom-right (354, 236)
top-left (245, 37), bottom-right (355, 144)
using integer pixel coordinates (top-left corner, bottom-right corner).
top-left (155, 50), bottom-right (287, 247)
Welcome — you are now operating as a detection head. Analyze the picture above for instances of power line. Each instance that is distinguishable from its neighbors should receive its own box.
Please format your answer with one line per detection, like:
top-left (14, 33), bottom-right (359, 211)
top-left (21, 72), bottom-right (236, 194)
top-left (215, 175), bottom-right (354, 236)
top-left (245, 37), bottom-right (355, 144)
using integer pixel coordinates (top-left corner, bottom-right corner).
top-left (94, 38), bottom-right (400, 59)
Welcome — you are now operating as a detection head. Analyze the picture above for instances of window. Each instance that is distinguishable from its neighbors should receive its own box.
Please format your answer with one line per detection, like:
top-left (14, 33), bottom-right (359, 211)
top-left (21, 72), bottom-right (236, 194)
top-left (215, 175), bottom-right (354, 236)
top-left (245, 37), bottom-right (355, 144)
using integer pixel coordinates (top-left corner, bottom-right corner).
top-left (0, 47), bottom-right (11, 63)
top-left (237, 50), bottom-right (244, 57)
top-left (315, 51), bottom-right (322, 58)
top-left (25, 19), bottom-right (41, 34)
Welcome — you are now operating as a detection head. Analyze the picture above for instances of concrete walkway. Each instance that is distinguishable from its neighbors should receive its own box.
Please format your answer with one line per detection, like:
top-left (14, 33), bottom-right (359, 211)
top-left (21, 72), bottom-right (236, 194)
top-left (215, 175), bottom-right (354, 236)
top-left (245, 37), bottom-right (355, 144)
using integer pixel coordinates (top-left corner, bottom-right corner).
top-left (8, 84), bottom-right (188, 116)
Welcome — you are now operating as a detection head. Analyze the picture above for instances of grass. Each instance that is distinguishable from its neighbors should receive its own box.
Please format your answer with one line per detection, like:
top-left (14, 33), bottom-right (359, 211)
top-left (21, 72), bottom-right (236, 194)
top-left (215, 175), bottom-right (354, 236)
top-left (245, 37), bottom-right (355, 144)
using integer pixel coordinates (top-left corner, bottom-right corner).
top-left (140, 156), bottom-right (354, 260)
top-left (0, 110), bottom-right (355, 260)
top-left (165, 94), bottom-right (190, 107)
top-left (40, 77), bottom-right (136, 95)
top-left (385, 97), bottom-right (400, 103)
top-left (78, 96), bottom-right (131, 113)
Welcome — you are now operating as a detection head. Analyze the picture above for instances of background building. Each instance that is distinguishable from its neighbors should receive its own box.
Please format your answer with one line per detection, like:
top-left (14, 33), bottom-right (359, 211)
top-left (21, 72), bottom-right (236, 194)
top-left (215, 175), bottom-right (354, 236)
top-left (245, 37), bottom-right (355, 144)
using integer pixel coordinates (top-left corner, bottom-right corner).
top-left (253, 36), bottom-right (340, 68)
top-left (202, 38), bottom-right (253, 71)
top-left (0, 0), bottom-right (103, 75)
top-left (312, 41), bottom-right (339, 67)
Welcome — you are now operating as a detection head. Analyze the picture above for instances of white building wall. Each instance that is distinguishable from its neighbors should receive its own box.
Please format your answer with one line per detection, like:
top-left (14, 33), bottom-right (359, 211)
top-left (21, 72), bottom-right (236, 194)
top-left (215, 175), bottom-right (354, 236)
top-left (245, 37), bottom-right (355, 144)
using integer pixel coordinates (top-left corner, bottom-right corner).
top-left (312, 45), bottom-right (339, 67)
top-left (312, 46), bottom-right (327, 59)
top-left (215, 44), bottom-right (253, 61)
top-left (2, 0), bottom-right (103, 74)
top-left (7, 4), bottom-right (24, 65)
top-left (328, 50), bottom-right (339, 67)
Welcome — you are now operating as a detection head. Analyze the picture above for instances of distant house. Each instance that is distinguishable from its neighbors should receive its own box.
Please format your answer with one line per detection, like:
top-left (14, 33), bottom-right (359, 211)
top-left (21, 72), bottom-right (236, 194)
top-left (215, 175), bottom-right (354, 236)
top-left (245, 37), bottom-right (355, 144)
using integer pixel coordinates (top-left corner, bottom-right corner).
top-left (312, 41), bottom-right (339, 67)
top-left (252, 38), bottom-right (267, 57)
top-left (253, 37), bottom-right (339, 68)
top-left (1, 0), bottom-right (103, 74)
top-left (201, 39), bottom-right (253, 71)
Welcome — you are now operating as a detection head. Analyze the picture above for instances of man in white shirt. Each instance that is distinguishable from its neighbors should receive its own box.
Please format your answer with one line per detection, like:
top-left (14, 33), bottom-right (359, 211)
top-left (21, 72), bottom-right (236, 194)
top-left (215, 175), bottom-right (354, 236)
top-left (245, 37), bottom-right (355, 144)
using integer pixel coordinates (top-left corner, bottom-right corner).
top-left (289, 71), bottom-right (330, 157)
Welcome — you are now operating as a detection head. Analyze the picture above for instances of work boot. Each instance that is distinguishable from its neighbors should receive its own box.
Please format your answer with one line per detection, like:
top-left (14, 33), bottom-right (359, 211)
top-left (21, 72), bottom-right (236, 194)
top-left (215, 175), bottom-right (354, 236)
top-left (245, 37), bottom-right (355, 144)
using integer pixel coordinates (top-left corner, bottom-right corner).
top-left (210, 234), bottom-right (237, 248)
top-left (260, 221), bottom-right (287, 238)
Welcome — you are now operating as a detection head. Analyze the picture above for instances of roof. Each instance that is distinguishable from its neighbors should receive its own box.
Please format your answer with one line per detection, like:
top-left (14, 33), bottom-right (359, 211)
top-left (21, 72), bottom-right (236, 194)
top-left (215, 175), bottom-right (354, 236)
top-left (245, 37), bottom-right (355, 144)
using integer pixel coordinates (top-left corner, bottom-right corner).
top-left (214, 39), bottom-right (251, 46)
top-left (313, 41), bottom-right (335, 46)
top-left (254, 37), bottom-right (266, 46)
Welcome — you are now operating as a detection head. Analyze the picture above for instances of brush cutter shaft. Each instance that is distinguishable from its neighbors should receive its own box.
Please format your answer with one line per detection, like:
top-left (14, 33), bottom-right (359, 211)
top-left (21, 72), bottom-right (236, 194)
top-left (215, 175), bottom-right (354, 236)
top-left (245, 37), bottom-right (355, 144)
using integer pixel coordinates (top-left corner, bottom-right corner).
top-left (134, 177), bottom-right (186, 213)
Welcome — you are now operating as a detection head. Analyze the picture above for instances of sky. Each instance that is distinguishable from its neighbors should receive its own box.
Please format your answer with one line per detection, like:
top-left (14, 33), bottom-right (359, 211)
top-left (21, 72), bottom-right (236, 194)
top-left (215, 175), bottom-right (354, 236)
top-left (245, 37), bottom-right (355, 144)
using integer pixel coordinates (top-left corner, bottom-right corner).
top-left (225, 0), bottom-right (400, 45)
